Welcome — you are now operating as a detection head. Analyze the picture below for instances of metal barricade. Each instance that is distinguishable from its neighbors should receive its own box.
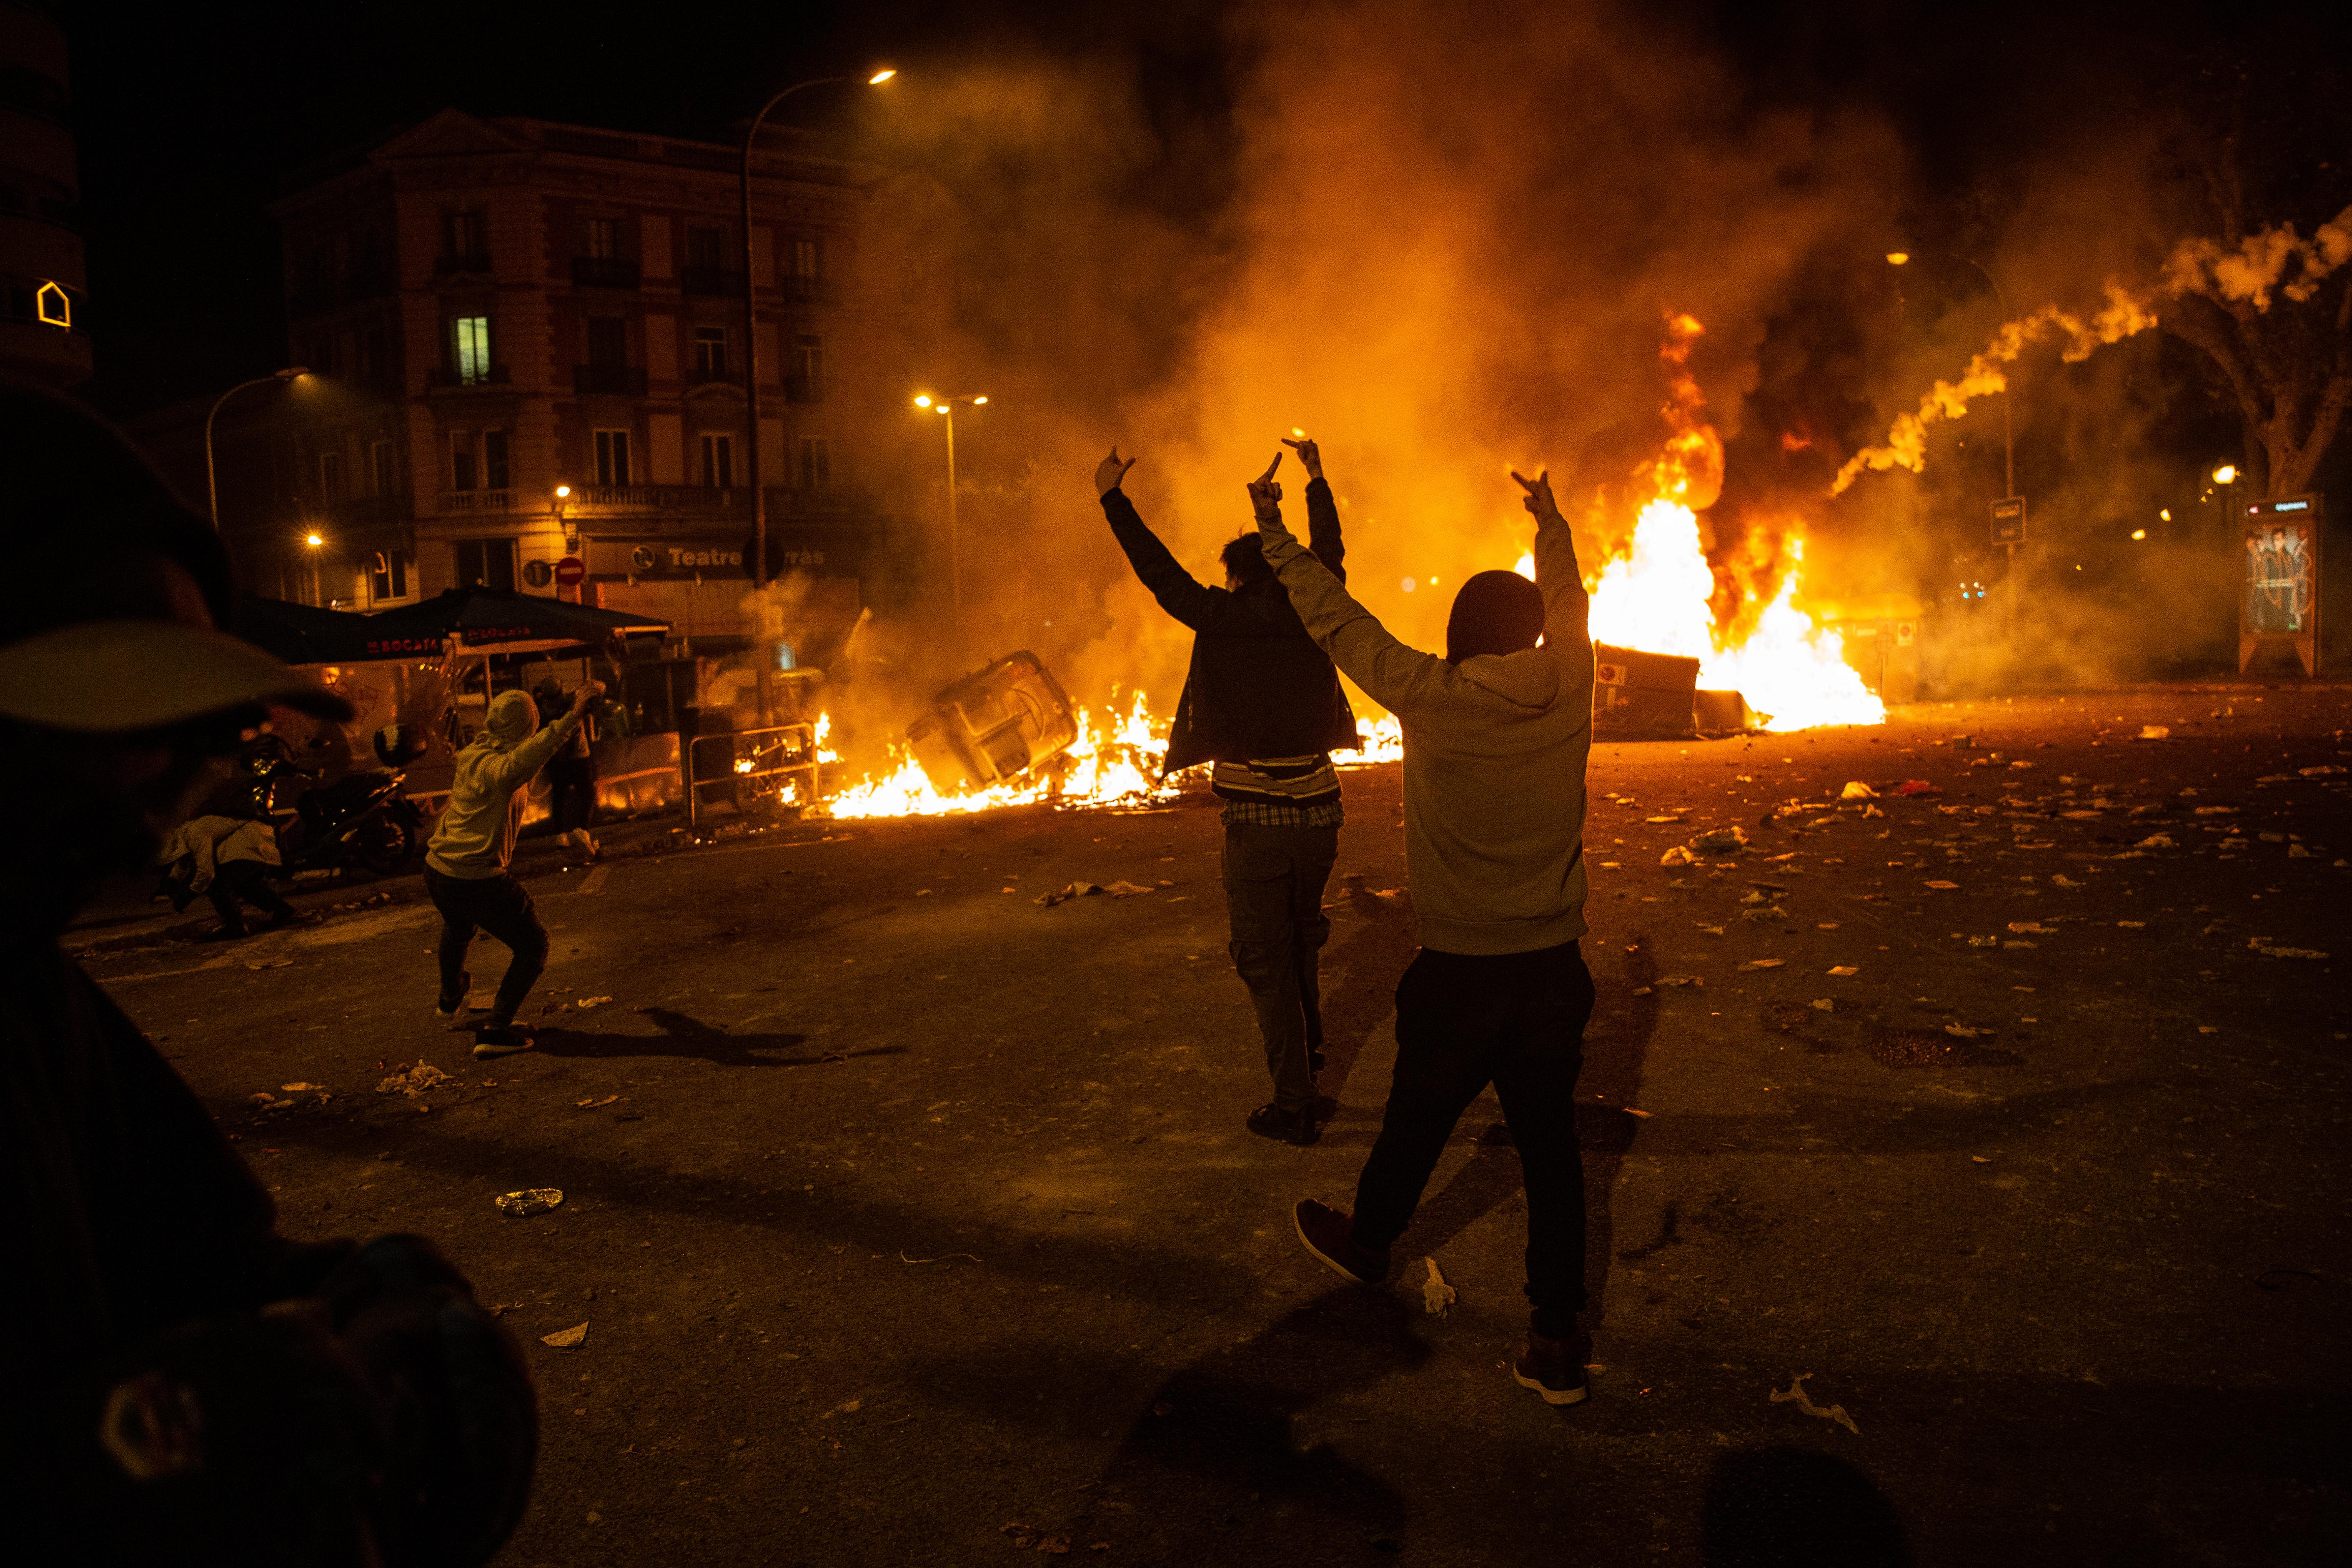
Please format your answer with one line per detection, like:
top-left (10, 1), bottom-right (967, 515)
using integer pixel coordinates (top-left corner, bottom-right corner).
top-left (682, 724), bottom-right (819, 833)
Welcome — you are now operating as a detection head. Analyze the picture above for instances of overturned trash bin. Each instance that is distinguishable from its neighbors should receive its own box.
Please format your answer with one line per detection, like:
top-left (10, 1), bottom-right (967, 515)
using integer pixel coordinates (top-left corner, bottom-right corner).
top-left (908, 651), bottom-right (1080, 792)
top-left (1593, 644), bottom-right (1702, 739)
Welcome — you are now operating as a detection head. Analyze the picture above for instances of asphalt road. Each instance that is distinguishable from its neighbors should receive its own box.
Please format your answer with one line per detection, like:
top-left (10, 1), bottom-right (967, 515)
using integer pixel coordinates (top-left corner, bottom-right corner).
top-left (73, 685), bottom-right (2352, 1566)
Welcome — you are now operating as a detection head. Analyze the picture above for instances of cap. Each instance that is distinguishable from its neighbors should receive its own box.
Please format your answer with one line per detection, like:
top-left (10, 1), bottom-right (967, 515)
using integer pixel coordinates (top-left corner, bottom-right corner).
top-left (0, 376), bottom-right (352, 733)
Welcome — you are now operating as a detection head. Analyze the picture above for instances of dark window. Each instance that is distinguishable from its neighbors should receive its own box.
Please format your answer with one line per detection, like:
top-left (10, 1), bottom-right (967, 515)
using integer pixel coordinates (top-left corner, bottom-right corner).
top-left (356, 323), bottom-right (387, 384)
top-left (789, 235), bottom-right (823, 279)
top-left (586, 316), bottom-right (628, 366)
top-left (787, 334), bottom-right (824, 403)
top-left (798, 436), bottom-right (830, 488)
top-left (318, 450), bottom-right (343, 502)
top-left (700, 432), bottom-right (734, 489)
top-left (369, 439), bottom-right (395, 497)
top-left (686, 225), bottom-right (726, 269)
top-left (443, 210), bottom-right (487, 261)
top-left (483, 429), bottom-right (510, 491)
top-left (370, 549), bottom-right (409, 602)
top-left (582, 217), bottom-right (621, 260)
top-left (693, 325), bottom-right (728, 380)
top-left (453, 538), bottom-right (517, 592)
top-left (451, 431), bottom-right (477, 492)
top-left (594, 429), bottom-right (631, 487)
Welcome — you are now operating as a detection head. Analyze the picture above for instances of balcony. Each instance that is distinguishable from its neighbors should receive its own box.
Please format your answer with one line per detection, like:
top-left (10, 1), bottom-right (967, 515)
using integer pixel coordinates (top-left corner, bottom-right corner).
top-left (680, 264), bottom-right (745, 296)
top-left (688, 363), bottom-right (735, 388)
top-left (567, 484), bottom-right (867, 519)
top-left (440, 490), bottom-right (513, 513)
top-left (573, 363), bottom-right (648, 396)
top-left (427, 365), bottom-right (511, 390)
top-left (571, 255), bottom-right (641, 289)
top-left (432, 252), bottom-right (493, 280)
top-left (779, 275), bottom-right (834, 306)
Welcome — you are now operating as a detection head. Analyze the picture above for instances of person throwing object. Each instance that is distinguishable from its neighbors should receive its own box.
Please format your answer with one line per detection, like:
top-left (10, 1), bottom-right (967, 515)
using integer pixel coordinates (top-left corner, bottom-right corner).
top-left (1255, 461), bottom-right (1601, 1405)
top-left (425, 680), bottom-right (602, 1057)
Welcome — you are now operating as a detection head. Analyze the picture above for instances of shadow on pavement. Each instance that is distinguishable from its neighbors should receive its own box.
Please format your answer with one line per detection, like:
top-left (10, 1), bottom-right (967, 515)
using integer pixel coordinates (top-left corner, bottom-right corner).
top-left (530, 1008), bottom-right (903, 1068)
top-left (1701, 1445), bottom-right (1909, 1567)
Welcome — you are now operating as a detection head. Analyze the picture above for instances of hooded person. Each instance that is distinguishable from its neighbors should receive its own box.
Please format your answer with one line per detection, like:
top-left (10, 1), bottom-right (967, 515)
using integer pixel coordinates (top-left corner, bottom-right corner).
top-left (423, 678), bottom-right (601, 1056)
top-left (1249, 458), bottom-right (1601, 1410)
top-left (1095, 437), bottom-right (1358, 1146)
top-left (0, 378), bottom-right (537, 1565)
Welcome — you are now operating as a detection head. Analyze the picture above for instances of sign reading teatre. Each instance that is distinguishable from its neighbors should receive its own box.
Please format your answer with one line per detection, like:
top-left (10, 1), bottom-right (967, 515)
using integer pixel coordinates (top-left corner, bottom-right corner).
top-left (586, 539), bottom-right (833, 579)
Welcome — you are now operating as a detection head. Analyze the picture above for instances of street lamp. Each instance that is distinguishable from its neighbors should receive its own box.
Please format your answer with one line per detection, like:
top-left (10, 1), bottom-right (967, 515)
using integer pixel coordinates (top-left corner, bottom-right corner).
top-left (205, 366), bottom-right (307, 530)
top-left (1889, 250), bottom-right (2014, 498)
top-left (916, 393), bottom-right (987, 627)
top-left (2212, 464), bottom-right (2238, 485)
top-left (739, 68), bottom-right (897, 598)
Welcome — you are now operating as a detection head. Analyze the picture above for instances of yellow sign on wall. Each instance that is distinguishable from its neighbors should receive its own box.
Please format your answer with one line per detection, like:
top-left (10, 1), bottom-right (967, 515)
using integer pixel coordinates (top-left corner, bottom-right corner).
top-left (35, 281), bottom-right (70, 329)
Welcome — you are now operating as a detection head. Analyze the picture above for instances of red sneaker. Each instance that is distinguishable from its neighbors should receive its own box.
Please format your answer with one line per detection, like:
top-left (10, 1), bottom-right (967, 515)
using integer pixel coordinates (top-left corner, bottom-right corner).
top-left (1292, 1199), bottom-right (1391, 1287)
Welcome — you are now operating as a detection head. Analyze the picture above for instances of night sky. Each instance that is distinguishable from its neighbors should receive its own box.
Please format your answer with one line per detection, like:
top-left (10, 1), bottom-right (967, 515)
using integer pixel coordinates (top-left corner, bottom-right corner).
top-left (64, 0), bottom-right (2343, 420)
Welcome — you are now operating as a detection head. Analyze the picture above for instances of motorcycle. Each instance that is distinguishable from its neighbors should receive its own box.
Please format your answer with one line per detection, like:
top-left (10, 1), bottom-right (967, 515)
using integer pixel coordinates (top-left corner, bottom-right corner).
top-left (240, 727), bottom-right (428, 879)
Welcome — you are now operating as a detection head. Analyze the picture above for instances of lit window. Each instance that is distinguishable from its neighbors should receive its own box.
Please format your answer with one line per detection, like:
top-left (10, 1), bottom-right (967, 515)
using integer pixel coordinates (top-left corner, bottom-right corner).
top-left (453, 316), bottom-right (491, 384)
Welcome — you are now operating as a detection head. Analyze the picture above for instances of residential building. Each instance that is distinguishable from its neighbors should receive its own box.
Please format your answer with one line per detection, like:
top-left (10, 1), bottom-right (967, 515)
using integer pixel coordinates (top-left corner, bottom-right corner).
top-left (0, 1), bottom-right (91, 386)
top-left (265, 108), bottom-right (907, 652)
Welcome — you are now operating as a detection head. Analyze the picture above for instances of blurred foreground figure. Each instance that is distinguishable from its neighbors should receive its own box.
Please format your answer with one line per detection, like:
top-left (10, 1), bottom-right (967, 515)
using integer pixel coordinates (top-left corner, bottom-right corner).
top-left (1096, 440), bottom-right (1357, 1146)
top-left (1256, 462), bottom-right (1600, 1406)
top-left (0, 381), bottom-right (536, 1565)
top-left (531, 676), bottom-right (602, 862)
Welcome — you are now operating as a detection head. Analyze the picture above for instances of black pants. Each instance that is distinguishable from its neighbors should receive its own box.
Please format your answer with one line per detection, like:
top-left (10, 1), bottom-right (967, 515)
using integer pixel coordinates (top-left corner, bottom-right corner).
top-left (206, 861), bottom-right (291, 934)
top-left (1221, 823), bottom-right (1340, 1113)
top-left (424, 867), bottom-right (548, 1027)
top-left (547, 756), bottom-right (598, 834)
top-left (1351, 941), bottom-right (1595, 1329)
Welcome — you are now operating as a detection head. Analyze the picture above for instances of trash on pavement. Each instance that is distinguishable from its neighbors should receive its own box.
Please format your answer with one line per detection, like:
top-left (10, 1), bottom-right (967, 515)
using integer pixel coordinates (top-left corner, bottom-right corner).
top-left (376, 1061), bottom-right (451, 1097)
top-left (1036, 879), bottom-right (1156, 907)
top-left (2007, 922), bottom-right (2048, 934)
top-left (1769, 1373), bottom-right (1859, 1435)
top-left (2052, 874), bottom-right (2083, 887)
top-left (539, 1323), bottom-right (587, 1348)
top-left (1923, 879), bottom-right (1960, 890)
top-left (1894, 779), bottom-right (1941, 797)
top-left (1659, 845), bottom-right (1697, 867)
top-left (2137, 725), bottom-right (2170, 740)
top-left (1691, 825), bottom-right (1749, 855)
top-left (576, 1095), bottom-right (621, 1109)
top-left (1810, 998), bottom-right (1835, 1012)
top-left (496, 1188), bottom-right (565, 1217)
top-left (2249, 940), bottom-right (2331, 960)
top-left (1105, 880), bottom-right (1155, 897)
top-left (2134, 834), bottom-right (2176, 849)
top-left (1655, 974), bottom-right (1704, 988)
top-left (1839, 781), bottom-right (1878, 801)
top-left (1738, 958), bottom-right (1786, 971)
top-left (576, 996), bottom-right (614, 1009)
top-left (2289, 844), bottom-right (2314, 857)
top-left (281, 1082), bottom-right (321, 1093)
top-left (2299, 764), bottom-right (2345, 776)
top-left (2117, 919), bottom-right (2146, 929)
top-left (1420, 1257), bottom-right (1458, 1317)
top-left (1827, 965), bottom-right (1859, 976)
top-left (2192, 805), bottom-right (2238, 816)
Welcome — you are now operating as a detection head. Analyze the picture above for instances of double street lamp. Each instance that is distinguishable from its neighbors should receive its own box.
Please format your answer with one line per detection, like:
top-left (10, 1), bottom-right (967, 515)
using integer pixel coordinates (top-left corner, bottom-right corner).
top-left (205, 365), bottom-right (307, 530)
top-left (914, 393), bottom-right (987, 627)
top-left (739, 68), bottom-right (895, 593)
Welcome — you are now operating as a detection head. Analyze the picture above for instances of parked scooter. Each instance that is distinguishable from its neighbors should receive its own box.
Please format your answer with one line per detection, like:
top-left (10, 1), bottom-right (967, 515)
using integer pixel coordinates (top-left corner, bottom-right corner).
top-left (241, 726), bottom-right (428, 878)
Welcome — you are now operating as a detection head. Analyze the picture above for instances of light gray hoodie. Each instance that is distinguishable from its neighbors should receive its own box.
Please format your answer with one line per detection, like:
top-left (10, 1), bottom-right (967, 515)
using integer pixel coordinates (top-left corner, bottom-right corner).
top-left (1258, 505), bottom-right (1593, 955)
top-left (425, 689), bottom-right (585, 879)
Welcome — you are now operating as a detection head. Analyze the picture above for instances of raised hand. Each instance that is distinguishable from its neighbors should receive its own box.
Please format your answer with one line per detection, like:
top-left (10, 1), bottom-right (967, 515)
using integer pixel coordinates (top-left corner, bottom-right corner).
top-left (1246, 452), bottom-right (1284, 518)
top-left (1280, 435), bottom-right (1324, 480)
top-left (1095, 446), bottom-right (1137, 497)
top-left (1510, 468), bottom-right (1560, 524)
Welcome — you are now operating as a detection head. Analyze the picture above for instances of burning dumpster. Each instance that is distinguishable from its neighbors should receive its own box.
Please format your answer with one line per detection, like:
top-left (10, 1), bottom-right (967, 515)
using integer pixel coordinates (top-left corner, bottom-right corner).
top-left (907, 651), bottom-right (1081, 792)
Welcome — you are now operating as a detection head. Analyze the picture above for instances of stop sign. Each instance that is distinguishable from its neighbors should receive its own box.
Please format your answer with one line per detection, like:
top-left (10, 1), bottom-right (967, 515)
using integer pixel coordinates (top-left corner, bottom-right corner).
top-left (554, 556), bottom-right (585, 587)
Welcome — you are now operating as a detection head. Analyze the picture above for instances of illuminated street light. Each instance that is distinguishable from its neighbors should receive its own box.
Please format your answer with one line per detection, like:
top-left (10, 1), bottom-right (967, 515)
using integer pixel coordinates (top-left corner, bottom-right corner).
top-left (1888, 248), bottom-right (2013, 498)
top-left (205, 366), bottom-right (308, 530)
top-left (742, 67), bottom-right (899, 610)
top-left (2212, 464), bottom-right (2238, 484)
top-left (2130, 529), bottom-right (2147, 541)
top-left (554, 484), bottom-right (571, 499)
top-left (304, 532), bottom-right (323, 548)
top-left (913, 394), bottom-right (933, 408)
top-left (2159, 508), bottom-right (2172, 521)
top-left (1885, 251), bottom-right (1910, 266)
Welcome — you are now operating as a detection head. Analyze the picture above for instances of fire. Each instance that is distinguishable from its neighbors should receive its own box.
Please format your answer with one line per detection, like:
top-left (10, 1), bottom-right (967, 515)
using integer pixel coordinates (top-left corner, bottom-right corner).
top-left (820, 693), bottom-right (1180, 819)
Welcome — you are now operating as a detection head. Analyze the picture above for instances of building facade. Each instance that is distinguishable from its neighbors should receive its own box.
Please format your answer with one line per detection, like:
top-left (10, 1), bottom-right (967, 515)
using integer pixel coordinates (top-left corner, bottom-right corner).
top-left (268, 109), bottom-right (905, 652)
top-left (0, 1), bottom-right (91, 387)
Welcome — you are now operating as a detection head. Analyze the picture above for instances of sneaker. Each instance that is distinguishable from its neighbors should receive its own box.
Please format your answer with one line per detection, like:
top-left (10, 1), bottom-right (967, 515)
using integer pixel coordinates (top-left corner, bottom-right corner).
top-left (1310, 1048), bottom-right (1327, 1074)
top-left (472, 1023), bottom-right (535, 1059)
top-left (1247, 1102), bottom-right (1320, 1147)
top-left (1310, 1093), bottom-right (1338, 1122)
top-left (435, 972), bottom-right (475, 1022)
top-left (1292, 1199), bottom-right (1390, 1287)
top-left (1513, 1326), bottom-right (1591, 1406)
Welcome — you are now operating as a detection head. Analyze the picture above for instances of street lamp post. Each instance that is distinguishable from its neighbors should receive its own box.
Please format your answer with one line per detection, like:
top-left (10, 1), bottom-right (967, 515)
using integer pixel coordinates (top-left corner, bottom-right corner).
top-left (739, 68), bottom-right (896, 596)
top-left (205, 366), bottom-right (307, 530)
top-left (914, 393), bottom-right (987, 629)
top-left (1888, 251), bottom-right (2014, 496)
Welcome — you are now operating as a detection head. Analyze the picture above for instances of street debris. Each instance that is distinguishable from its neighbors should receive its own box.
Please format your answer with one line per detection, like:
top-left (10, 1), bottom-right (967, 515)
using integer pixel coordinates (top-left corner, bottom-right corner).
top-left (1924, 880), bottom-right (1960, 889)
top-left (2134, 834), bottom-right (2177, 849)
top-left (1894, 780), bottom-right (1941, 797)
top-left (1034, 880), bottom-right (1158, 908)
top-left (1868, 1027), bottom-right (2021, 1069)
top-left (281, 1082), bottom-right (320, 1093)
top-left (1002, 1524), bottom-right (1072, 1553)
top-left (576, 1095), bottom-right (621, 1109)
top-left (1654, 974), bottom-right (1704, 988)
top-left (1691, 825), bottom-right (1749, 855)
top-left (1659, 845), bottom-right (1697, 866)
top-left (2008, 922), bottom-right (2049, 934)
top-left (2248, 940), bottom-right (2330, 960)
top-left (1811, 998), bottom-right (1835, 1012)
top-left (2137, 725), bottom-right (2170, 740)
top-left (576, 996), bottom-right (614, 1010)
top-left (2117, 920), bottom-right (2146, 929)
top-left (245, 957), bottom-right (295, 970)
top-left (1839, 781), bottom-right (1878, 800)
top-left (1828, 965), bottom-right (1859, 977)
top-left (1738, 959), bottom-right (1786, 971)
top-left (2300, 764), bottom-right (2346, 776)
top-left (540, 1323), bottom-right (588, 1349)
top-left (2053, 874), bottom-right (2084, 887)
top-left (1770, 1373), bottom-right (1860, 1435)
top-left (1421, 1257), bottom-right (1458, 1317)
top-left (495, 1188), bottom-right (565, 1217)
top-left (375, 1061), bottom-right (451, 1097)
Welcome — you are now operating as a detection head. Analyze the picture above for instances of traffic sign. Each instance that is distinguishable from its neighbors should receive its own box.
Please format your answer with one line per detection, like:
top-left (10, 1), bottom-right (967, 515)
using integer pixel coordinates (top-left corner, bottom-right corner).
top-left (1991, 496), bottom-right (2026, 546)
top-left (554, 556), bottom-right (585, 587)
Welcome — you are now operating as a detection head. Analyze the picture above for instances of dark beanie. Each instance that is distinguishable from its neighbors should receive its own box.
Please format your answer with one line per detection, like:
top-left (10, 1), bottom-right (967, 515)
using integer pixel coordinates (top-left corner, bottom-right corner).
top-left (1445, 570), bottom-right (1545, 662)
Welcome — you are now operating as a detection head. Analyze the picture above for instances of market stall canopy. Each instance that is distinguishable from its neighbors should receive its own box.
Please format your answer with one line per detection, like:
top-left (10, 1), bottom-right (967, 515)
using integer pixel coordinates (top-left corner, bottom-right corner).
top-left (354, 588), bottom-right (669, 658)
top-left (230, 594), bottom-right (384, 665)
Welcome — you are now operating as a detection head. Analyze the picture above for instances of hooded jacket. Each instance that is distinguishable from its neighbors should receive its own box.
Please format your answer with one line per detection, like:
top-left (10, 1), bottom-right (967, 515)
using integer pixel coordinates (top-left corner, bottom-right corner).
top-left (1257, 501), bottom-right (1593, 955)
top-left (424, 689), bottom-right (586, 879)
top-left (1101, 479), bottom-right (1357, 774)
